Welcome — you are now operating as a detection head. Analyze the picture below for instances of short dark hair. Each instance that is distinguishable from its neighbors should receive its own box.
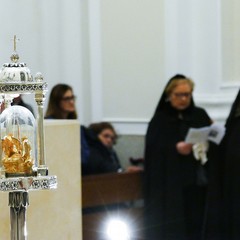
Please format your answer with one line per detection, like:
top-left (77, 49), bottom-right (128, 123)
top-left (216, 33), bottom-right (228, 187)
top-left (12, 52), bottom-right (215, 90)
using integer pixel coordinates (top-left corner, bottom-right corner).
top-left (88, 122), bottom-right (118, 144)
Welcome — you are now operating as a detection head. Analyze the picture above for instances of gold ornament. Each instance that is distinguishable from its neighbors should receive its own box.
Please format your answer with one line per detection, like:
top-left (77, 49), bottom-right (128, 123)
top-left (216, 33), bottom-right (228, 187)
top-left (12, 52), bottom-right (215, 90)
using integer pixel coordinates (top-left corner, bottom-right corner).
top-left (2, 133), bottom-right (33, 174)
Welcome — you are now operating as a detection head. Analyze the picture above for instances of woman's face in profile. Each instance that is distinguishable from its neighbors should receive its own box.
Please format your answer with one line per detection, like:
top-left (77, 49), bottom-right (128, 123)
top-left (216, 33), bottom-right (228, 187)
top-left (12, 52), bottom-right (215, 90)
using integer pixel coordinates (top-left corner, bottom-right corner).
top-left (169, 82), bottom-right (192, 110)
top-left (98, 128), bottom-right (116, 148)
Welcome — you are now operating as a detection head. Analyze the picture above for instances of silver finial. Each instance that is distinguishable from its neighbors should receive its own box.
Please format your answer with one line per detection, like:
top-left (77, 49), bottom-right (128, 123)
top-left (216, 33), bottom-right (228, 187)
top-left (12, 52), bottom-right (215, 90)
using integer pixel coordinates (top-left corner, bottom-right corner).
top-left (10, 35), bottom-right (20, 63)
top-left (13, 35), bottom-right (19, 52)
top-left (35, 72), bottom-right (44, 82)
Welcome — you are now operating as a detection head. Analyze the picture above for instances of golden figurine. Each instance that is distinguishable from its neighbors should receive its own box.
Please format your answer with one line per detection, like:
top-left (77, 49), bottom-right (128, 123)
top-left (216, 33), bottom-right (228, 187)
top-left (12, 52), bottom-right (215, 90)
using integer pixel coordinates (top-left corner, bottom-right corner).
top-left (2, 133), bottom-right (33, 175)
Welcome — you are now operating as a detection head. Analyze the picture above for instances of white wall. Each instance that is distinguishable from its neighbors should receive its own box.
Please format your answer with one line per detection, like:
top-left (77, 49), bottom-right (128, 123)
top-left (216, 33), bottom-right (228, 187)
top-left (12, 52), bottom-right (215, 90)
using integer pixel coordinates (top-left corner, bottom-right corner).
top-left (0, 0), bottom-right (239, 135)
top-left (0, 0), bottom-right (85, 121)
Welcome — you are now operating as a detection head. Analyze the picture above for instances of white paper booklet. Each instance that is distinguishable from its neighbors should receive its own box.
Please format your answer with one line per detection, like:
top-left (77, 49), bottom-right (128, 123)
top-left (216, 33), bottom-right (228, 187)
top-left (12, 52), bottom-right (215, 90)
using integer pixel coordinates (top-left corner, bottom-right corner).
top-left (185, 122), bottom-right (225, 145)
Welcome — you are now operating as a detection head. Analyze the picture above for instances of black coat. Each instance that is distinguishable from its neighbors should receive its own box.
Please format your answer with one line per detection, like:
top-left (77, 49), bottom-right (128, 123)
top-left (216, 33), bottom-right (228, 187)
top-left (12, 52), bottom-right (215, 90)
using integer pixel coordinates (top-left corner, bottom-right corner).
top-left (144, 77), bottom-right (212, 240)
top-left (84, 134), bottom-right (122, 175)
top-left (204, 90), bottom-right (240, 240)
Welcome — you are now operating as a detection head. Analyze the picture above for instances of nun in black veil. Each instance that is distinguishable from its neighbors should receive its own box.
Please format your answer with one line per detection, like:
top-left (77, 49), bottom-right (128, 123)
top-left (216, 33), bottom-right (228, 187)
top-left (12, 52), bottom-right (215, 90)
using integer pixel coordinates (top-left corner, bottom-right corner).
top-left (204, 90), bottom-right (240, 240)
top-left (144, 74), bottom-right (213, 240)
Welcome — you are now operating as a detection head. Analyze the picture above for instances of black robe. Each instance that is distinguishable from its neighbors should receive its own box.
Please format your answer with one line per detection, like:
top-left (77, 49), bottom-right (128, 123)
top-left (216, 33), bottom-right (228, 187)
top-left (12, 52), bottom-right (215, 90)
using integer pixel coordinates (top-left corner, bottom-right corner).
top-left (204, 90), bottom-right (240, 240)
top-left (144, 78), bottom-right (212, 240)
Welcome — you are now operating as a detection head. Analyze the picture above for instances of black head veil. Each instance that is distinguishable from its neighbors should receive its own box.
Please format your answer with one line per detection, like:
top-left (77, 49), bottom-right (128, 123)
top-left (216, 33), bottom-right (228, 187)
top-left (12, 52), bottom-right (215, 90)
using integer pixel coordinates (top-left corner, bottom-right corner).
top-left (225, 89), bottom-right (240, 129)
top-left (146, 74), bottom-right (196, 146)
top-left (154, 74), bottom-right (195, 114)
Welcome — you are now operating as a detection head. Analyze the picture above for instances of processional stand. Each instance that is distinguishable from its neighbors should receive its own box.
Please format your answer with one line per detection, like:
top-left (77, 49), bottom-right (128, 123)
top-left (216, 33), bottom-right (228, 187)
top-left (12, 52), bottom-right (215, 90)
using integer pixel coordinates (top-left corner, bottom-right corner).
top-left (0, 36), bottom-right (57, 240)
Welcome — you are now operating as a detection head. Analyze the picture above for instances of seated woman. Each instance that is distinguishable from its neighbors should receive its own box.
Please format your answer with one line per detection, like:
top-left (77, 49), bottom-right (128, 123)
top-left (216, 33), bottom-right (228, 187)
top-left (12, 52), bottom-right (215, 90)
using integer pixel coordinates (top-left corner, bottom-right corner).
top-left (84, 122), bottom-right (141, 175)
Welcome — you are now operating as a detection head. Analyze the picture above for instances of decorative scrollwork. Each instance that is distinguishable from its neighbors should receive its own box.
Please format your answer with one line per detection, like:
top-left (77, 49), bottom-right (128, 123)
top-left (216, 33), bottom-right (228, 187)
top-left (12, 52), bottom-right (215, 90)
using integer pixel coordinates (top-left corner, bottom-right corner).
top-left (0, 82), bottom-right (47, 94)
top-left (0, 176), bottom-right (57, 192)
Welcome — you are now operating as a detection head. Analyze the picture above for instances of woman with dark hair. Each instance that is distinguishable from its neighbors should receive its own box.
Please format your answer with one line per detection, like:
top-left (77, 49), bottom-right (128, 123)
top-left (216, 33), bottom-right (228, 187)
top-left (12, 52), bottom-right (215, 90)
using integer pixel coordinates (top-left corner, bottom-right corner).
top-left (45, 83), bottom-right (77, 119)
top-left (85, 122), bottom-right (122, 175)
top-left (89, 122), bottom-right (118, 146)
top-left (45, 84), bottom-right (91, 171)
top-left (144, 74), bottom-right (213, 240)
top-left (84, 121), bottom-right (141, 175)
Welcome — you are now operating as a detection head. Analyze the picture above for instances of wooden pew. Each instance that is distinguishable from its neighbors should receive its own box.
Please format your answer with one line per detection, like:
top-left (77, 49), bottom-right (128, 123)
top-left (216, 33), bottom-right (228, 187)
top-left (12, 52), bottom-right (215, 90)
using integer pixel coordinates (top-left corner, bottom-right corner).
top-left (82, 171), bottom-right (144, 240)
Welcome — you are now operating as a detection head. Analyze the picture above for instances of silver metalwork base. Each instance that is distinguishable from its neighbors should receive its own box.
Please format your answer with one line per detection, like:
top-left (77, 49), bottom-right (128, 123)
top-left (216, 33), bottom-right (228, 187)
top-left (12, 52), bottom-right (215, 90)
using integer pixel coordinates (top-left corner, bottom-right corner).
top-left (9, 192), bottom-right (29, 240)
top-left (0, 176), bottom-right (57, 239)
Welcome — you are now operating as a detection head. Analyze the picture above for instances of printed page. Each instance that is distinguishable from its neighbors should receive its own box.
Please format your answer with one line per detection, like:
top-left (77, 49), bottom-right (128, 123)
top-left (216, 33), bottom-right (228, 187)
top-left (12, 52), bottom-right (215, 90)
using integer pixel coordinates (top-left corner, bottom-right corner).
top-left (185, 123), bottom-right (225, 145)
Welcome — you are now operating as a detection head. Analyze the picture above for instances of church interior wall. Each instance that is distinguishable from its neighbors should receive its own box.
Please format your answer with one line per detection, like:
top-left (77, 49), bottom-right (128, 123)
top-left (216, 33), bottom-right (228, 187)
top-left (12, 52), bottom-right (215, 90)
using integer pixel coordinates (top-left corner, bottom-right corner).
top-left (0, 0), bottom-right (239, 134)
top-left (0, 1), bottom-right (239, 239)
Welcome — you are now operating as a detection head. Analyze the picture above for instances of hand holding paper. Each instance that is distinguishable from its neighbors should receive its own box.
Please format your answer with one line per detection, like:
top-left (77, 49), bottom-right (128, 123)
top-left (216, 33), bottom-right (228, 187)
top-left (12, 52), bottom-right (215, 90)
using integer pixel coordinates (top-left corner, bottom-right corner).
top-left (185, 122), bottom-right (225, 145)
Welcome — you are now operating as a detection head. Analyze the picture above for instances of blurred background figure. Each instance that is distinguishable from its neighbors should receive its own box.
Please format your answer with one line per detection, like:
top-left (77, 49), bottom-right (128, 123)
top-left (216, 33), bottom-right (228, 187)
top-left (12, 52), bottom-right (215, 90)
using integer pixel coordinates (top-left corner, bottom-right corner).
top-left (204, 89), bottom-right (240, 240)
top-left (12, 95), bottom-right (35, 116)
top-left (0, 94), bottom-right (35, 115)
top-left (144, 74), bottom-right (213, 240)
top-left (44, 83), bottom-right (90, 171)
top-left (83, 121), bottom-right (142, 175)
top-left (45, 83), bottom-right (77, 119)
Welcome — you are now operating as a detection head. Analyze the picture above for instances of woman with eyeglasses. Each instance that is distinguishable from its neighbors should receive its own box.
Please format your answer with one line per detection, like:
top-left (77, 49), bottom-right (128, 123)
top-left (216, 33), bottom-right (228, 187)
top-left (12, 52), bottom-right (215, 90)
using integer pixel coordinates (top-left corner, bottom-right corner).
top-left (45, 83), bottom-right (91, 173)
top-left (144, 74), bottom-right (214, 240)
top-left (84, 122), bottom-right (142, 175)
top-left (45, 83), bottom-right (77, 119)
top-left (84, 122), bottom-right (122, 175)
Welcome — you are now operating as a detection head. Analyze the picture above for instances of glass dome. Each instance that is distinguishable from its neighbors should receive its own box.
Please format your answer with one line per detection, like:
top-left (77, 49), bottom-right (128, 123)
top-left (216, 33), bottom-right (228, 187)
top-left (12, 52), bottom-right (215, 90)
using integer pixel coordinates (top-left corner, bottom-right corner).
top-left (0, 105), bottom-right (36, 177)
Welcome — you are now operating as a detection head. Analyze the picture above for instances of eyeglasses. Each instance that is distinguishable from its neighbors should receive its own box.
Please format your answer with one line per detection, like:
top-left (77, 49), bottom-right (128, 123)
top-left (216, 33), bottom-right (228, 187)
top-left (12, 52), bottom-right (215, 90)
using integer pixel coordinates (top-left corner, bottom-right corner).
top-left (173, 92), bottom-right (192, 99)
top-left (101, 133), bottom-right (116, 141)
top-left (61, 95), bottom-right (76, 102)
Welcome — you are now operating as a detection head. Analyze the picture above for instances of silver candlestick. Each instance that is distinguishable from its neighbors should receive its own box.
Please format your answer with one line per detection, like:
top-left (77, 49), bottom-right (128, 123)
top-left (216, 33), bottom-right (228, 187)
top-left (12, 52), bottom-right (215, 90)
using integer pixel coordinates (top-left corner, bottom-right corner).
top-left (0, 36), bottom-right (57, 240)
